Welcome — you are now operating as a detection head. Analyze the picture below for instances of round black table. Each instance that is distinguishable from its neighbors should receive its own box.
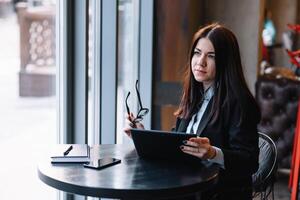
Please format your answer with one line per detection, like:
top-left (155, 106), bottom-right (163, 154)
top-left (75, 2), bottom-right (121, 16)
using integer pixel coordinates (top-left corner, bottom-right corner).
top-left (38, 144), bottom-right (219, 199)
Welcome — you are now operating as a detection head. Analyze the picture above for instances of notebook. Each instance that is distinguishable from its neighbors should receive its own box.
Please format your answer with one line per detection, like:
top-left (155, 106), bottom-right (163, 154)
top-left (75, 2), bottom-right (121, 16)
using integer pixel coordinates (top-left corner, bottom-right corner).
top-left (131, 129), bottom-right (201, 162)
top-left (51, 144), bottom-right (90, 163)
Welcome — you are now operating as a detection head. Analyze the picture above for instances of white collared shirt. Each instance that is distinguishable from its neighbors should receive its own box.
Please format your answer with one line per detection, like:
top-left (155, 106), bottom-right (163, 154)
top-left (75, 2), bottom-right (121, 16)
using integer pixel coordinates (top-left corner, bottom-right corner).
top-left (186, 86), bottom-right (214, 134)
top-left (186, 86), bottom-right (225, 168)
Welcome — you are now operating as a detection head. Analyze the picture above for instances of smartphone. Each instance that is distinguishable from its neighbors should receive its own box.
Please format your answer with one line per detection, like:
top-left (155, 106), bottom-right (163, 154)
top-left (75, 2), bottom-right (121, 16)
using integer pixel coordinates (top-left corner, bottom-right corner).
top-left (83, 158), bottom-right (121, 170)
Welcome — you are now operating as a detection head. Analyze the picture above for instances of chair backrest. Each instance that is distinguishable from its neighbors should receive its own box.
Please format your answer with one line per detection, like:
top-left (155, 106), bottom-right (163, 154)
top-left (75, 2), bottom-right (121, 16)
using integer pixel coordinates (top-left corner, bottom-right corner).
top-left (255, 76), bottom-right (300, 169)
top-left (252, 132), bottom-right (277, 192)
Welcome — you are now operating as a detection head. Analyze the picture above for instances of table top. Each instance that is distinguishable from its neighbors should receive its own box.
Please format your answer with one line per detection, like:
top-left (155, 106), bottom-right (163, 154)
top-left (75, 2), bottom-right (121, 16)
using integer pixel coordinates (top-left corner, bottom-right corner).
top-left (38, 144), bottom-right (219, 199)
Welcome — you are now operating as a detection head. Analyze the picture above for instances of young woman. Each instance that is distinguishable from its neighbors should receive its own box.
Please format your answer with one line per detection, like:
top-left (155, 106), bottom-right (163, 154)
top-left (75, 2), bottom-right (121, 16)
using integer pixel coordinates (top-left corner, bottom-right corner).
top-left (124, 23), bottom-right (261, 200)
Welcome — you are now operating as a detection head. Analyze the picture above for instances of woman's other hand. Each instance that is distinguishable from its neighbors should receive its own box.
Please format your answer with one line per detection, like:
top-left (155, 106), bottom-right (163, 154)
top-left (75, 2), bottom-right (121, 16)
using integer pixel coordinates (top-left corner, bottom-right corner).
top-left (123, 112), bottom-right (144, 138)
top-left (181, 137), bottom-right (216, 160)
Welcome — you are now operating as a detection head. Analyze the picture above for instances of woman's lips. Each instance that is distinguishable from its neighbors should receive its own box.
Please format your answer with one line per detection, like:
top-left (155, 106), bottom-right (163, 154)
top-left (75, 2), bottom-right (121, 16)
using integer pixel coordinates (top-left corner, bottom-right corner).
top-left (195, 70), bottom-right (206, 74)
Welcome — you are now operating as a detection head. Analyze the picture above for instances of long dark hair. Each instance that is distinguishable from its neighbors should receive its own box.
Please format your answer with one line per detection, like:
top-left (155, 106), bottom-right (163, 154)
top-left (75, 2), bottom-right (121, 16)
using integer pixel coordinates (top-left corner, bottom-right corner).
top-left (175, 23), bottom-right (260, 123)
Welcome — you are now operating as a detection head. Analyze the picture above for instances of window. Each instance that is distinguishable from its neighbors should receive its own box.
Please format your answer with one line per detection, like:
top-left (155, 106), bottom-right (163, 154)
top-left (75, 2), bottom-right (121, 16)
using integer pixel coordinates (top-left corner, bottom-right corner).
top-left (0, 0), bottom-right (57, 199)
top-left (88, 0), bottom-right (153, 145)
top-left (116, 0), bottom-right (140, 144)
top-left (0, 0), bottom-right (152, 198)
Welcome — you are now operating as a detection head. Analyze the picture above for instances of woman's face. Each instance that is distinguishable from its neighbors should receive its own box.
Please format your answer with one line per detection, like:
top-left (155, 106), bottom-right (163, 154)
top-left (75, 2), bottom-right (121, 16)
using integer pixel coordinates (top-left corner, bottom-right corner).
top-left (191, 37), bottom-right (216, 90)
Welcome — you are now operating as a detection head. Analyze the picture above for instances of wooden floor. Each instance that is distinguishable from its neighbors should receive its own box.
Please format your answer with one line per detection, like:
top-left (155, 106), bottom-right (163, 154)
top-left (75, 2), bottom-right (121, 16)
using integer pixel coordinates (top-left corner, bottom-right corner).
top-left (254, 173), bottom-right (291, 200)
top-left (273, 175), bottom-right (291, 200)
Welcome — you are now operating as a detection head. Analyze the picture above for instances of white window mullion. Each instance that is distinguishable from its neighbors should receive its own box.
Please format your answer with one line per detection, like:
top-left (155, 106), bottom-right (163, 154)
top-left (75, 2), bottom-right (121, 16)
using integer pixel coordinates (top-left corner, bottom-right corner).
top-left (90, 0), bottom-right (102, 145)
top-left (100, 0), bottom-right (117, 144)
top-left (57, 0), bottom-right (89, 199)
top-left (139, 0), bottom-right (153, 129)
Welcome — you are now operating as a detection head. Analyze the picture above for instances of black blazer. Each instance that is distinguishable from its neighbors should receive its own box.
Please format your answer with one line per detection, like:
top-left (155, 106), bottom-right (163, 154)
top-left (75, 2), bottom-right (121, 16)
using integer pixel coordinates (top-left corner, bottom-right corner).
top-left (174, 96), bottom-right (260, 191)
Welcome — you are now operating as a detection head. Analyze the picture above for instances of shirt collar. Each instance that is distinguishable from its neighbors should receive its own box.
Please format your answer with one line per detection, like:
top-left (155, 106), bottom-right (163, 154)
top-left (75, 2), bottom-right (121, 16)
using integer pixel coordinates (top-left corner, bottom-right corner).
top-left (203, 85), bottom-right (215, 101)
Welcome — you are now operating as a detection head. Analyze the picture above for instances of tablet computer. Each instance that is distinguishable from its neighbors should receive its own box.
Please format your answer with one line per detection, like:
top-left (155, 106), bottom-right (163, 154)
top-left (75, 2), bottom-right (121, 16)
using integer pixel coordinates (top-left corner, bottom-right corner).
top-left (131, 129), bottom-right (201, 163)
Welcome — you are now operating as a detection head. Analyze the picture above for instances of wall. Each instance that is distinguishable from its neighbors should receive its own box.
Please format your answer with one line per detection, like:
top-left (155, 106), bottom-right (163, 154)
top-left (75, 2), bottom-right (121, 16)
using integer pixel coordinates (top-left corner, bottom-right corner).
top-left (266, 0), bottom-right (298, 68)
top-left (297, 1), bottom-right (300, 49)
top-left (153, 0), bottom-right (203, 130)
top-left (203, 0), bottom-right (261, 94)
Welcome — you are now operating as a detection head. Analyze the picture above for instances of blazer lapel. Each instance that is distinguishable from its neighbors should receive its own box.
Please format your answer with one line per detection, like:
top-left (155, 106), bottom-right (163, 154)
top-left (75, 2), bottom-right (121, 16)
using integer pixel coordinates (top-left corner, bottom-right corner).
top-left (177, 118), bottom-right (190, 132)
top-left (196, 99), bottom-right (215, 136)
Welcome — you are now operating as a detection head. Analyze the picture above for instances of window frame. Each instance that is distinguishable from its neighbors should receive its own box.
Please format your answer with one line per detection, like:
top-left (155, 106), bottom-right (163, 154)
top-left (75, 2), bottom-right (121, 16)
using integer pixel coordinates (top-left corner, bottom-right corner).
top-left (57, 0), bottom-right (153, 198)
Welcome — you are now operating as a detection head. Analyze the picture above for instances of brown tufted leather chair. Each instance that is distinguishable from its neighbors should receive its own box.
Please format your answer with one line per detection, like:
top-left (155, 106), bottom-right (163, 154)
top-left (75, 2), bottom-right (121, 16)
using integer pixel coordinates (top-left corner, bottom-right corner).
top-left (255, 76), bottom-right (300, 169)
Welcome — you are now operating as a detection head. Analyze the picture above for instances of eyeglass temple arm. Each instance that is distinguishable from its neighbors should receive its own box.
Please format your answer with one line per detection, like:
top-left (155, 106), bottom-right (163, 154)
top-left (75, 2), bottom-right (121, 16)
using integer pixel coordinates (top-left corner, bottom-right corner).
top-left (135, 80), bottom-right (144, 108)
top-left (125, 92), bottom-right (131, 115)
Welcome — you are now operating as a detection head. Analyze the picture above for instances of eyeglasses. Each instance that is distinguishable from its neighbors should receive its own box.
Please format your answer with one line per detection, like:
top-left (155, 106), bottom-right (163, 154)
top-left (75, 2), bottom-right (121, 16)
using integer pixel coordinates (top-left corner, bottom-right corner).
top-left (125, 80), bottom-right (149, 125)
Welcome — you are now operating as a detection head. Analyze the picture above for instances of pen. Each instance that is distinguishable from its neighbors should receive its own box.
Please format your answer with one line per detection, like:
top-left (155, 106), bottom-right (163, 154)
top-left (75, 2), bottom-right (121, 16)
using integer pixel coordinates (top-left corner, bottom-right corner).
top-left (64, 145), bottom-right (73, 156)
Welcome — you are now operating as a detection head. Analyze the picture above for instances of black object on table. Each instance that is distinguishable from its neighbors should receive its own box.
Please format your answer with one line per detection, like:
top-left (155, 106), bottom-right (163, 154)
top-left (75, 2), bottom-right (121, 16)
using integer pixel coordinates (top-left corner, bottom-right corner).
top-left (38, 144), bottom-right (219, 199)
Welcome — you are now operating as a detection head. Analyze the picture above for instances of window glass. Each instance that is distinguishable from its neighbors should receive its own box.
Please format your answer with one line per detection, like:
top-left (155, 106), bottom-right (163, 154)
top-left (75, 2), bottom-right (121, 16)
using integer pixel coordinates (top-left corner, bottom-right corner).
top-left (116, 0), bottom-right (140, 144)
top-left (0, 0), bottom-right (57, 199)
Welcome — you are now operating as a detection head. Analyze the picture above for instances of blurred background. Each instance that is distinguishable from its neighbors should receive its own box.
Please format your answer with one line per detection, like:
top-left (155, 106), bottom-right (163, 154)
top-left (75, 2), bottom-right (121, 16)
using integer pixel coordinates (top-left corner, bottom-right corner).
top-left (0, 0), bottom-right (299, 199)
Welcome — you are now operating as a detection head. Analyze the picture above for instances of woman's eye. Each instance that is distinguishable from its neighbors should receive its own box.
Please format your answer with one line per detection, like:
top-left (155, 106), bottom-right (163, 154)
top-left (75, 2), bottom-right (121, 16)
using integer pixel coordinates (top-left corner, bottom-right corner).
top-left (193, 51), bottom-right (200, 55)
top-left (208, 54), bottom-right (215, 59)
